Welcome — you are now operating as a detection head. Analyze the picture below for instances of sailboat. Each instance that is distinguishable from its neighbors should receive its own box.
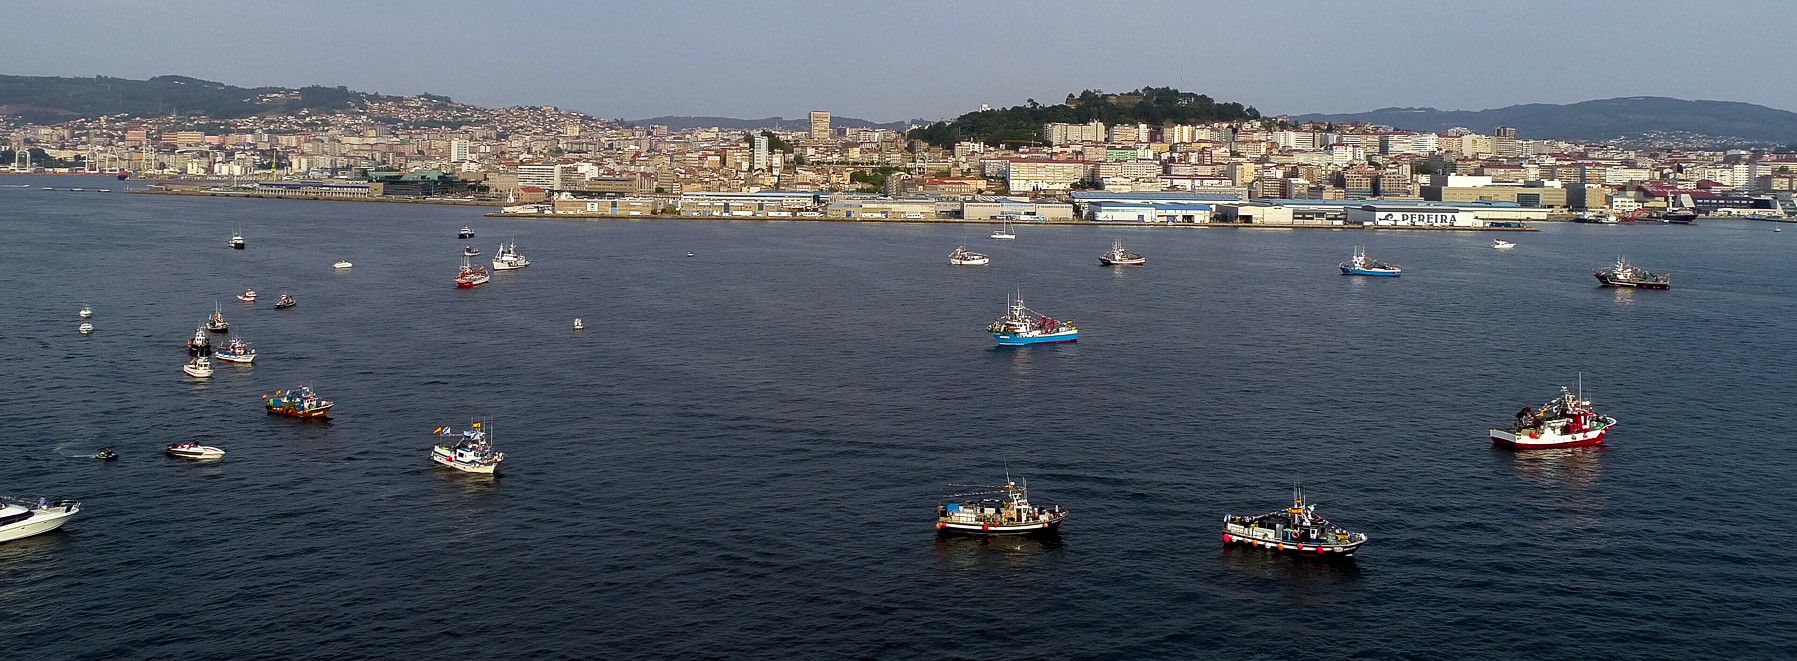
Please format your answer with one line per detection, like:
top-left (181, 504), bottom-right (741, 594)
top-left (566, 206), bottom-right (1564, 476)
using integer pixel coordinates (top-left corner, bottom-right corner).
top-left (990, 218), bottom-right (1016, 240)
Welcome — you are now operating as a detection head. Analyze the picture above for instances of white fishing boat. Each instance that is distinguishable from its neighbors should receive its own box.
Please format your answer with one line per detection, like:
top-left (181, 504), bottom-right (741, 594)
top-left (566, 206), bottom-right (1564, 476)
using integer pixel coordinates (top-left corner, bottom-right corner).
top-left (213, 337), bottom-right (256, 364)
top-left (949, 245), bottom-right (990, 265)
top-left (573, 318), bottom-right (584, 331)
top-left (78, 322), bottom-right (93, 335)
top-left (229, 230), bottom-right (245, 249)
top-left (1492, 239), bottom-right (1516, 250)
top-left (990, 219), bottom-right (1016, 240)
top-left (492, 241), bottom-right (531, 270)
top-left (165, 443), bottom-right (225, 461)
top-left (0, 496), bottom-right (81, 544)
top-left (183, 356), bottom-right (214, 378)
top-left (333, 260), bottom-right (353, 269)
top-left (430, 423), bottom-right (505, 474)
top-left (78, 304), bottom-right (92, 319)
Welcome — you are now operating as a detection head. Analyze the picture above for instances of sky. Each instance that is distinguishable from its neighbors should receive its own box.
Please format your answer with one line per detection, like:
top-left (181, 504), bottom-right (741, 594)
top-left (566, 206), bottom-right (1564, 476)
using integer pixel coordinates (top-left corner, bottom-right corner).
top-left (5, 0), bottom-right (1794, 122)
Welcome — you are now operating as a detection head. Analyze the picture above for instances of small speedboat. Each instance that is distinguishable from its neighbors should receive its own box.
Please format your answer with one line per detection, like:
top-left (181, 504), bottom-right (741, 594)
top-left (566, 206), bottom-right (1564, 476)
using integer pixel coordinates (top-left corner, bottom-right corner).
top-left (463, 246), bottom-right (481, 256)
top-left (165, 443), bottom-right (225, 461)
top-left (78, 322), bottom-right (94, 335)
top-left (458, 226), bottom-right (475, 239)
top-left (274, 294), bottom-right (296, 309)
top-left (183, 356), bottom-right (214, 378)
top-left (0, 496), bottom-right (81, 543)
top-left (1492, 239), bottom-right (1516, 250)
top-left (78, 305), bottom-right (92, 319)
top-left (333, 260), bottom-right (353, 269)
top-left (237, 288), bottom-right (257, 302)
top-left (573, 318), bottom-right (584, 331)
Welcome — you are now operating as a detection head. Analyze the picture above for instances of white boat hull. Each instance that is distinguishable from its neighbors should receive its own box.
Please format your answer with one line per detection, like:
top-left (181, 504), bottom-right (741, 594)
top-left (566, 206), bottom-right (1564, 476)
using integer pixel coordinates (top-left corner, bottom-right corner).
top-left (167, 446), bottom-right (226, 461)
top-left (0, 506), bottom-right (79, 543)
top-left (183, 365), bottom-right (213, 377)
top-left (432, 446), bottom-right (500, 474)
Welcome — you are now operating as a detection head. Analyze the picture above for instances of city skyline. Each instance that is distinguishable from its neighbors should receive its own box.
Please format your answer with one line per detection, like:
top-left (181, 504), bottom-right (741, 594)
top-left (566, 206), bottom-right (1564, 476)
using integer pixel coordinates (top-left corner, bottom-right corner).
top-left (7, 0), bottom-right (1796, 121)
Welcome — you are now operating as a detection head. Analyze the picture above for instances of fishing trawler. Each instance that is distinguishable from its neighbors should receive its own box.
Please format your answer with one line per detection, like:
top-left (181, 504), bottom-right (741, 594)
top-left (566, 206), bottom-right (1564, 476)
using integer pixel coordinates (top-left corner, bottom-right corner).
top-left (454, 255), bottom-right (489, 288)
top-left (1099, 239), bottom-right (1146, 266)
top-left (987, 295), bottom-right (1077, 346)
top-left (1490, 383), bottom-right (1617, 449)
top-left (430, 422), bottom-right (505, 474)
top-left (1340, 247), bottom-right (1401, 276)
top-left (213, 337), bottom-right (256, 364)
top-left (949, 245), bottom-right (989, 265)
top-left (274, 293), bottom-right (296, 309)
top-left (263, 386), bottom-right (333, 418)
top-left (935, 479), bottom-right (1065, 536)
top-left (204, 302), bottom-right (229, 332)
top-left (492, 241), bottom-right (531, 270)
top-left (1593, 257), bottom-right (1670, 289)
top-left (187, 326), bottom-right (212, 353)
top-left (0, 496), bottom-right (81, 543)
top-left (458, 226), bottom-right (475, 239)
top-left (1223, 486), bottom-right (1368, 558)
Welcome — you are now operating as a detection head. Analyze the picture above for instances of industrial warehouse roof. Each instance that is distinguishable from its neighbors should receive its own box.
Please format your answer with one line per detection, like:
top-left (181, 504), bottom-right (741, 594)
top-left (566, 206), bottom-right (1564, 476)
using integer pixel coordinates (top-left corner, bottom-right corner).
top-left (1070, 191), bottom-right (1244, 203)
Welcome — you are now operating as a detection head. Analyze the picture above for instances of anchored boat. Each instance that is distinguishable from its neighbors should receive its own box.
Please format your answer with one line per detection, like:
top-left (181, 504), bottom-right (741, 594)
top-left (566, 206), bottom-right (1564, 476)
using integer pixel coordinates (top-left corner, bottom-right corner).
top-left (187, 325), bottom-right (211, 353)
top-left (237, 288), bottom-right (257, 302)
top-left (458, 226), bottom-right (475, 239)
top-left (274, 293), bottom-right (296, 309)
top-left (949, 245), bottom-right (989, 265)
top-left (213, 337), bottom-right (256, 364)
top-left (1594, 257), bottom-right (1670, 289)
top-left (454, 255), bottom-right (489, 288)
top-left (165, 443), bottom-right (225, 461)
top-left (1490, 383), bottom-right (1616, 449)
top-left (430, 422), bottom-right (505, 474)
top-left (182, 356), bottom-right (214, 378)
top-left (205, 302), bottom-right (229, 332)
top-left (987, 295), bottom-right (1077, 346)
top-left (264, 386), bottom-right (333, 418)
top-left (936, 479), bottom-right (1065, 536)
top-left (1099, 239), bottom-right (1146, 266)
top-left (492, 241), bottom-right (531, 270)
top-left (1340, 247), bottom-right (1401, 276)
top-left (1223, 486), bottom-right (1367, 558)
top-left (0, 496), bottom-right (81, 544)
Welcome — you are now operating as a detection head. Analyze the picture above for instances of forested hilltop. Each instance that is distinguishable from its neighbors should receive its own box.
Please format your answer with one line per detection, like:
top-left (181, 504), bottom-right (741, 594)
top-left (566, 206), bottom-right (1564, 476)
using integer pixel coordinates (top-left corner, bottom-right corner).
top-left (909, 87), bottom-right (1261, 147)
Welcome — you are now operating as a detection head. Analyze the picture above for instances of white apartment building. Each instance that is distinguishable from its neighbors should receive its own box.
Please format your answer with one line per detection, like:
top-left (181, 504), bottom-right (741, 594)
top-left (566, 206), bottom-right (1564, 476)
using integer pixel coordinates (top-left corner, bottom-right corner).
top-left (1380, 133), bottom-right (1439, 155)
top-left (1005, 160), bottom-right (1090, 191)
top-left (1044, 121), bottom-right (1106, 145)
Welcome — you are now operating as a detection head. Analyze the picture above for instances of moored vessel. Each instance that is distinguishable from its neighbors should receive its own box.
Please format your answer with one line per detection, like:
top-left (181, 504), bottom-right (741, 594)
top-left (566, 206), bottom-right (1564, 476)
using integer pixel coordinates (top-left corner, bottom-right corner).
top-left (230, 231), bottom-right (245, 249)
top-left (78, 322), bottom-right (93, 335)
top-left (1099, 238), bottom-right (1146, 266)
top-left (264, 386), bottom-right (333, 418)
top-left (987, 295), bottom-right (1077, 346)
top-left (182, 356), bottom-right (214, 378)
top-left (1223, 486), bottom-right (1367, 558)
top-left (1490, 384), bottom-right (1616, 449)
top-left (454, 255), bottom-right (490, 288)
top-left (78, 304), bottom-right (92, 319)
top-left (989, 219), bottom-right (1016, 240)
top-left (948, 245), bottom-right (989, 265)
top-left (187, 326), bottom-right (211, 353)
top-left (936, 479), bottom-right (1065, 536)
top-left (492, 241), bottom-right (531, 270)
top-left (274, 293), bottom-right (296, 309)
top-left (165, 443), bottom-right (225, 461)
top-left (213, 337), bottom-right (256, 364)
top-left (430, 423), bottom-right (505, 474)
top-left (458, 226), bottom-right (475, 239)
top-left (1340, 247), bottom-right (1401, 276)
top-left (205, 302), bottom-right (229, 332)
top-left (1593, 257), bottom-right (1670, 289)
top-left (237, 288), bottom-right (257, 302)
top-left (0, 496), bottom-right (81, 543)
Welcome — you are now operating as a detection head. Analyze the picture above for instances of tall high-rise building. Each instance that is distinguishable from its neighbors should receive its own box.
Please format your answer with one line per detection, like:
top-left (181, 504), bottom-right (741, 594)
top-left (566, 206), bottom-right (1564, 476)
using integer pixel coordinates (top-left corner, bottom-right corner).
top-left (753, 135), bottom-right (770, 171)
top-left (449, 139), bottom-right (470, 162)
top-left (809, 111), bottom-right (830, 141)
top-left (1493, 126), bottom-right (1517, 139)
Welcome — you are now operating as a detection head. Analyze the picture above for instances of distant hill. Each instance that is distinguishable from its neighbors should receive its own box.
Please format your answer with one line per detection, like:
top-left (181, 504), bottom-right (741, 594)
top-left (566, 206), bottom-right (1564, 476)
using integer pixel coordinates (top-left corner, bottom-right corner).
top-left (626, 115), bottom-right (913, 132)
top-left (1295, 97), bottom-right (1797, 144)
top-left (0, 74), bottom-right (413, 122)
top-left (909, 87), bottom-right (1260, 148)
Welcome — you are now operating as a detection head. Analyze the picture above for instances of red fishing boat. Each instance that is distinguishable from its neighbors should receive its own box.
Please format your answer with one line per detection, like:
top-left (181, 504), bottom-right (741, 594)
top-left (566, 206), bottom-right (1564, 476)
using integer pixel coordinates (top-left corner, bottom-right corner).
top-left (1490, 382), bottom-right (1616, 449)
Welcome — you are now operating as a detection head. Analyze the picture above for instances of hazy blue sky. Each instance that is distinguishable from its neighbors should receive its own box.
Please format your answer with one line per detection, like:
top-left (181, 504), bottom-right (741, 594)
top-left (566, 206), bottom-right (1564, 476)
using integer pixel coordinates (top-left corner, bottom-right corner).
top-left (6, 0), bottom-right (1793, 121)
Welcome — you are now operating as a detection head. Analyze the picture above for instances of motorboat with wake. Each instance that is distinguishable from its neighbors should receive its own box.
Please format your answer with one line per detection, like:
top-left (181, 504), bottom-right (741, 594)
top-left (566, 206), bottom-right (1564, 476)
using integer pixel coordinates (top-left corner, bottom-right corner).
top-left (274, 293), bottom-right (296, 309)
top-left (165, 443), bottom-right (225, 461)
top-left (1340, 247), bottom-right (1401, 276)
top-left (492, 241), bottom-right (531, 270)
top-left (948, 245), bottom-right (989, 266)
top-left (264, 386), bottom-right (333, 418)
top-left (454, 255), bottom-right (490, 288)
top-left (183, 356), bottom-right (214, 378)
top-left (430, 422), bottom-right (505, 474)
top-left (1099, 239), bottom-right (1146, 266)
top-left (0, 496), bottom-right (81, 543)
top-left (94, 447), bottom-right (117, 461)
top-left (213, 337), bottom-right (256, 364)
top-left (1223, 486), bottom-right (1367, 558)
top-left (1594, 257), bottom-right (1670, 289)
top-left (936, 478), bottom-right (1065, 536)
top-left (987, 294), bottom-right (1077, 346)
top-left (1490, 382), bottom-right (1616, 449)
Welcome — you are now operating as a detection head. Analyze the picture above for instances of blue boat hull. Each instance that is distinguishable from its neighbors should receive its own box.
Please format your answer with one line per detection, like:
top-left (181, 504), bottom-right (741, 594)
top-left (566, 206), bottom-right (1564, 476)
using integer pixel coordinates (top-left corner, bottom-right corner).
top-left (1340, 266), bottom-right (1401, 276)
top-left (994, 331), bottom-right (1078, 346)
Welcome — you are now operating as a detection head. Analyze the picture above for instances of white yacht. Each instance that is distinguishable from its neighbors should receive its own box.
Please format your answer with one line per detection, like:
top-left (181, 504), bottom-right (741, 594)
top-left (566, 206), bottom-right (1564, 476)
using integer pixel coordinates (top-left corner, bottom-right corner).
top-left (78, 322), bottom-right (94, 335)
top-left (165, 443), bottom-right (225, 461)
top-left (1492, 239), bottom-right (1516, 250)
top-left (333, 260), bottom-right (353, 269)
top-left (183, 356), bottom-right (214, 378)
top-left (492, 241), bottom-right (531, 270)
top-left (0, 496), bottom-right (81, 543)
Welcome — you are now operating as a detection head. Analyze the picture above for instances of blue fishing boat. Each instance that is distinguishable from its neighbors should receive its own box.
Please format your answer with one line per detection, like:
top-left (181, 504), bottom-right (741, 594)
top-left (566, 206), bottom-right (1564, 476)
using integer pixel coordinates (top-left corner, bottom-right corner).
top-left (987, 295), bottom-right (1077, 346)
top-left (1340, 247), bottom-right (1401, 276)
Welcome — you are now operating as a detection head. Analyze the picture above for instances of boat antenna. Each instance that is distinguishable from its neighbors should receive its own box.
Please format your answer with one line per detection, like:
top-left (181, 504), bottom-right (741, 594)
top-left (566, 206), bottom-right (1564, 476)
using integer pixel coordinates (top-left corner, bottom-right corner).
top-left (1577, 371), bottom-right (1583, 402)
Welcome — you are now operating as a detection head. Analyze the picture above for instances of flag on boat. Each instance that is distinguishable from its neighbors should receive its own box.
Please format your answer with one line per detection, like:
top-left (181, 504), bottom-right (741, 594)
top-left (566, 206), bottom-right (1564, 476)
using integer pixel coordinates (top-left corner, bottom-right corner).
top-left (471, 422), bottom-right (481, 428)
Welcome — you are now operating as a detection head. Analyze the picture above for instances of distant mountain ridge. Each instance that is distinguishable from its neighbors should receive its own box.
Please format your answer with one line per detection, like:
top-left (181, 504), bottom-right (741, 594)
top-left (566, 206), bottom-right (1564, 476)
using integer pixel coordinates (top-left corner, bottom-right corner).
top-left (1295, 97), bottom-right (1797, 145)
top-left (625, 115), bottom-right (914, 132)
top-left (0, 74), bottom-right (419, 122)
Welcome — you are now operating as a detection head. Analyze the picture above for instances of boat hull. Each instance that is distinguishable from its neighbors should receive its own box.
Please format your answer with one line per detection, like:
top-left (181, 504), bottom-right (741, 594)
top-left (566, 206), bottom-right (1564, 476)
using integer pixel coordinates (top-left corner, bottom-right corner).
top-left (267, 404), bottom-right (332, 418)
top-left (491, 262), bottom-right (529, 271)
top-left (0, 507), bottom-right (79, 543)
top-left (1490, 426), bottom-right (1609, 449)
top-left (1341, 266), bottom-right (1401, 276)
top-left (183, 366), bottom-right (212, 377)
top-left (1222, 531), bottom-right (1365, 557)
top-left (213, 353), bottom-right (255, 364)
top-left (936, 518), bottom-right (1063, 537)
top-left (166, 447), bottom-right (225, 461)
top-left (950, 258), bottom-right (989, 266)
top-left (431, 447), bottom-right (500, 474)
top-left (455, 277), bottom-right (490, 288)
top-left (1100, 257), bottom-right (1146, 266)
top-left (994, 330), bottom-right (1078, 346)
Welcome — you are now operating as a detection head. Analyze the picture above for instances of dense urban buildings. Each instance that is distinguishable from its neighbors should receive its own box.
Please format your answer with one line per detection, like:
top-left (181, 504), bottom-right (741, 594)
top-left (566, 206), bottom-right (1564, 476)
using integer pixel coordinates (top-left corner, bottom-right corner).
top-left (3, 93), bottom-right (1792, 225)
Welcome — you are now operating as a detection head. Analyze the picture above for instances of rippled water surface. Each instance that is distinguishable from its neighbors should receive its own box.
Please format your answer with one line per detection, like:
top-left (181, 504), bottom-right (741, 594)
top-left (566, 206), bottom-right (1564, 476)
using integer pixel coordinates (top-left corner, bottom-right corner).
top-left (2, 176), bottom-right (1794, 660)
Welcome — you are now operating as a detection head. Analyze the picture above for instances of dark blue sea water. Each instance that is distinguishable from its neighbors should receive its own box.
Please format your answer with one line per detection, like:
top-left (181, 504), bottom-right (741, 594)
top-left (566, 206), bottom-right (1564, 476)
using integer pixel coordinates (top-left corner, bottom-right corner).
top-left (2, 175), bottom-right (1794, 660)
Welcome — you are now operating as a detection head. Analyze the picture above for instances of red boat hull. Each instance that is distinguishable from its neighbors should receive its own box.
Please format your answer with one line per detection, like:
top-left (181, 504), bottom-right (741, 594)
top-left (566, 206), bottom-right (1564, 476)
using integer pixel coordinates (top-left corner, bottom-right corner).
top-left (267, 405), bottom-right (332, 418)
top-left (1491, 429), bottom-right (1607, 449)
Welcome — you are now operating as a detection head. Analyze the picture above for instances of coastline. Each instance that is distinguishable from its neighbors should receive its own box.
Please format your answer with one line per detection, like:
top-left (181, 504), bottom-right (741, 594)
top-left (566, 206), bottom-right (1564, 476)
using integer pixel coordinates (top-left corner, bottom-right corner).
top-left (479, 212), bottom-right (1541, 231)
